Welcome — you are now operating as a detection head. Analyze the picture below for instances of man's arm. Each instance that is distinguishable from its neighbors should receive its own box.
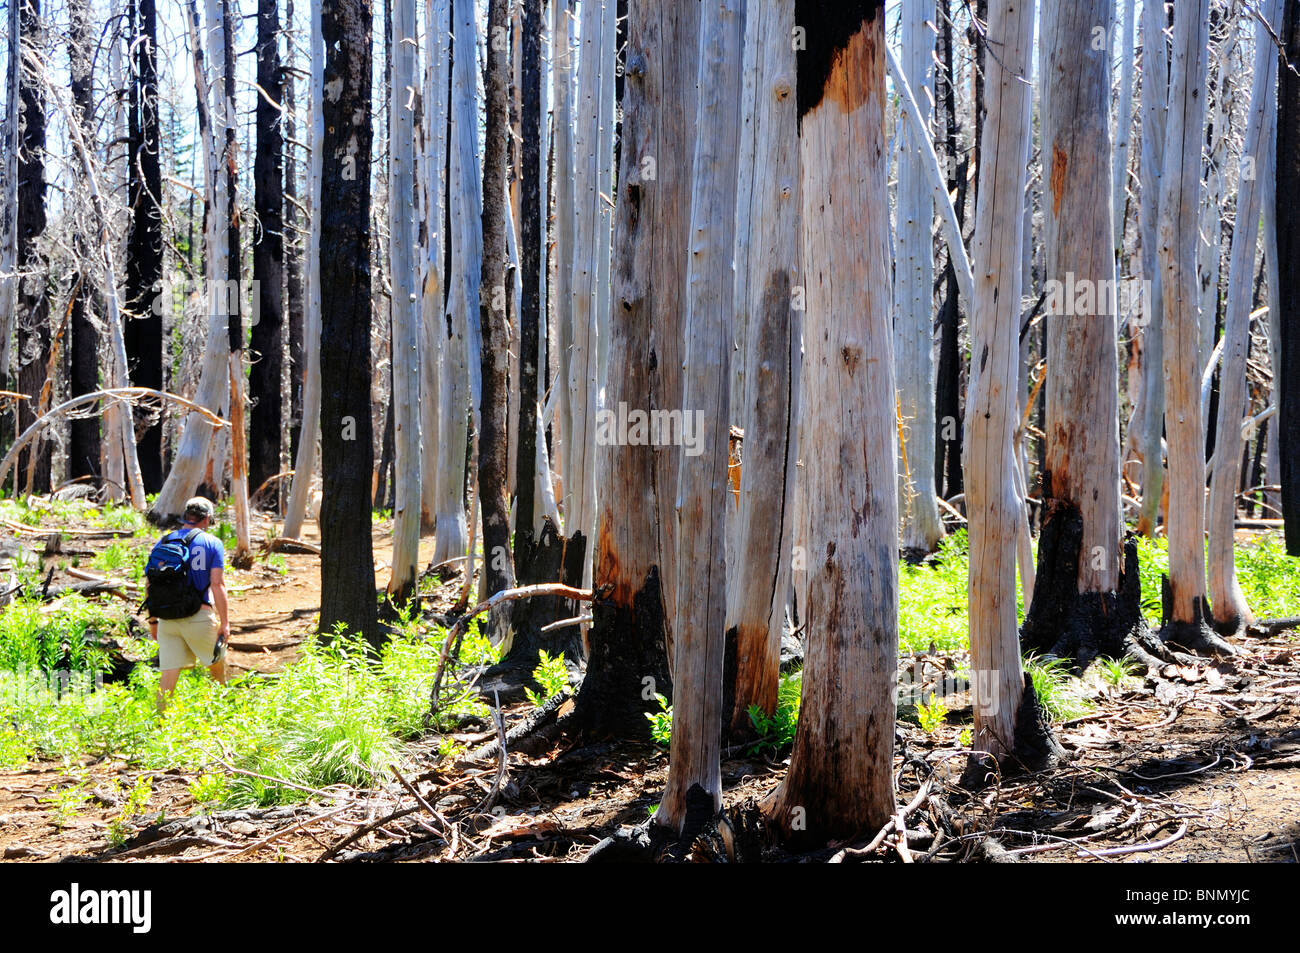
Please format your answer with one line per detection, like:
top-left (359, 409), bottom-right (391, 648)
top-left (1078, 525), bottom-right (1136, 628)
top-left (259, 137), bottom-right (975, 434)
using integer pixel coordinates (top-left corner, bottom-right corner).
top-left (210, 565), bottom-right (230, 641)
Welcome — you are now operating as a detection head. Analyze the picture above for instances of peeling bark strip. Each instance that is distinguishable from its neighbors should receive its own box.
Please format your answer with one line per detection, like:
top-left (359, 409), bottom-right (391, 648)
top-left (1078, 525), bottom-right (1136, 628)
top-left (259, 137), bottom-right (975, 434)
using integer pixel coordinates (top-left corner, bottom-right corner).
top-left (570, 0), bottom-right (692, 740)
top-left (763, 6), bottom-right (897, 847)
top-left (793, 0), bottom-right (884, 125)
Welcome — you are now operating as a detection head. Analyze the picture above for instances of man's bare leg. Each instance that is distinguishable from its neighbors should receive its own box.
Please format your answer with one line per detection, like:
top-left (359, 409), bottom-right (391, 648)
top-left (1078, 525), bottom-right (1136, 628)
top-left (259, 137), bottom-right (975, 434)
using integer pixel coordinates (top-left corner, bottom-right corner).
top-left (157, 668), bottom-right (181, 713)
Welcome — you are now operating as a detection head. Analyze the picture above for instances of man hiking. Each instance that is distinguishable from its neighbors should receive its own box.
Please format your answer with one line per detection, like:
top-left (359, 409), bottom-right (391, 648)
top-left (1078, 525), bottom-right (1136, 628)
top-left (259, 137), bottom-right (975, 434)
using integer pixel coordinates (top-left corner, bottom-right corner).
top-left (143, 497), bottom-right (230, 711)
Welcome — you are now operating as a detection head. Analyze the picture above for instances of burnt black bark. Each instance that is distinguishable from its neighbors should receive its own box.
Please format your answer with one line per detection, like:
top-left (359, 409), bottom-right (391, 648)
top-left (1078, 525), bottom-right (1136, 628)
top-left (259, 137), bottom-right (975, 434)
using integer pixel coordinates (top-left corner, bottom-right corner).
top-left (15, 0), bottom-right (50, 493)
top-left (125, 0), bottom-right (164, 491)
top-left (510, 0), bottom-right (568, 647)
top-left (67, 0), bottom-right (100, 479)
top-left (249, 0), bottom-right (285, 505)
top-left (477, 0), bottom-right (517, 617)
top-left (573, 570), bottom-right (673, 740)
top-left (284, 0), bottom-right (305, 464)
top-left (1020, 502), bottom-right (1165, 673)
top-left (317, 0), bottom-right (378, 646)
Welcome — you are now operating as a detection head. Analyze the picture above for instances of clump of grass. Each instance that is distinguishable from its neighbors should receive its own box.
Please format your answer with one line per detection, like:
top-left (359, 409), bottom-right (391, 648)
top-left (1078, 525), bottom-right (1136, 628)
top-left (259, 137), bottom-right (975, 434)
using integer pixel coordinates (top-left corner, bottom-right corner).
top-left (1096, 655), bottom-right (1140, 687)
top-left (1025, 653), bottom-right (1092, 722)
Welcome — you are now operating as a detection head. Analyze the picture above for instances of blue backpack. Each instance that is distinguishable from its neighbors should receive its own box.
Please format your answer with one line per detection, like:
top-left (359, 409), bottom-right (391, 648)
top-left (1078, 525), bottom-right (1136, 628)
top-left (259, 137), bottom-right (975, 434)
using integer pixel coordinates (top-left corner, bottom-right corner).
top-left (142, 529), bottom-right (204, 620)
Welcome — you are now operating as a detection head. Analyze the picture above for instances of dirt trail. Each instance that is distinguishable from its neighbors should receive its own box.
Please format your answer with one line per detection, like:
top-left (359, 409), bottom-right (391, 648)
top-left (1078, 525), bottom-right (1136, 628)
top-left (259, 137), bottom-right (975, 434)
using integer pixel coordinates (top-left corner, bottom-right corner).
top-left (223, 516), bottom-right (437, 674)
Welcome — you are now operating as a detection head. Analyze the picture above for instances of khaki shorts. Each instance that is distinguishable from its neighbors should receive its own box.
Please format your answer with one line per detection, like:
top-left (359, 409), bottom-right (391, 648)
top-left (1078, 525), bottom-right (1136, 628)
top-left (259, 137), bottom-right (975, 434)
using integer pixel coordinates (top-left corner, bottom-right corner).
top-left (156, 605), bottom-right (223, 671)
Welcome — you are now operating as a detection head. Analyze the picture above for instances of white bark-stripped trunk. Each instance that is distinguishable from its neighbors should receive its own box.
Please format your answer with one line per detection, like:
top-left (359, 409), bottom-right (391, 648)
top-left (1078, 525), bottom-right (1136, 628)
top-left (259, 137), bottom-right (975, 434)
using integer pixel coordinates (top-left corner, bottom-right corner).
top-left (221, 0), bottom-right (250, 565)
top-left (420, 0), bottom-right (450, 534)
top-left (101, 22), bottom-right (127, 502)
top-left (60, 76), bottom-right (145, 510)
top-left (1207, 0), bottom-right (1281, 632)
top-left (764, 2), bottom-right (898, 845)
top-left (431, 0), bottom-right (483, 566)
top-left (388, 0), bottom-right (421, 599)
top-left (153, 0), bottom-right (233, 523)
top-left (965, 0), bottom-right (1036, 762)
top-left (1199, 12), bottom-right (1237, 385)
top-left (655, 0), bottom-right (743, 837)
top-left (894, 1), bottom-right (942, 552)
top-left (885, 44), bottom-right (974, 306)
top-left (282, 0), bottom-right (324, 540)
top-left (1159, 0), bottom-right (1211, 626)
top-left (1113, 0), bottom-right (1136, 257)
top-left (1136, 0), bottom-right (1168, 537)
top-left (550, 1), bottom-right (575, 506)
top-left (1040, 0), bottom-right (1121, 594)
top-left (565, 0), bottom-right (613, 573)
top-left (594, 0), bottom-right (615, 394)
top-left (723, 0), bottom-right (800, 735)
top-left (1262, 119), bottom-right (1282, 519)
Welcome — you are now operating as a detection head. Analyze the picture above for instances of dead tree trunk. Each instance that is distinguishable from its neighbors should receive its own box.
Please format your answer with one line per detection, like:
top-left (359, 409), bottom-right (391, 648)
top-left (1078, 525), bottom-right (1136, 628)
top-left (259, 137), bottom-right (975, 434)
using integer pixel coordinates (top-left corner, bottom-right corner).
top-left (654, 0), bottom-right (743, 839)
top-left (1207, 0), bottom-right (1281, 634)
top-left (317, 0), bottom-right (378, 646)
top-left (962, 0), bottom-right (1059, 779)
top-left (722, 0), bottom-right (800, 740)
top-left (152, 0), bottom-right (233, 524)
top-left (763, 0), bottom-right (900, 845)
top-left (250, 0), bottom-right (285, 505)
top-left (282, 0), bottom-right (323, 540)
top-left (1021, 0), bottom-right (1148, 671)
top-left (1135, 0), bottom-right (1168, 537)
top-left (1113, 0), bottom-right (1136, 257)
top-left (1157, 0), bottom-right (1231, 654)
top-left (220, 0), bottom-right (252, 565)
top-left (477, 0), bottom-right (517, 616)
top-left (894, 0), bottom-right (943, 553)
top-left (66, 0), bottom-right (100, 480)
top-left (15, 0), bottom-right (50, 495)
top-left (431, 0), bottom-right (482, 567)
top-left (569, 0), bottom-right (694, 740)
top-left (1278, 0), bottom-right (1300, 554)
top-left (386, 0), bottom-right (421, 606)
top-left (125, 0), bottom-right (164, 492)
top-left (0, 0), bottom-right (18, 417)
top-left (419, 0), bottom-right (449, 534)
top-left (284, 0), bottom-right (305, 470)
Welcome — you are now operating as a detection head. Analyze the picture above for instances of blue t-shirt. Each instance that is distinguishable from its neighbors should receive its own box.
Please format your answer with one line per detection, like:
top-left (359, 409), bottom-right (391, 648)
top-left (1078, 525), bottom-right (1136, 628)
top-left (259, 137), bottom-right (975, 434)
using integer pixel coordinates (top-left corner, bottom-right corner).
top-left (165, 527), bottom-right (225, 604)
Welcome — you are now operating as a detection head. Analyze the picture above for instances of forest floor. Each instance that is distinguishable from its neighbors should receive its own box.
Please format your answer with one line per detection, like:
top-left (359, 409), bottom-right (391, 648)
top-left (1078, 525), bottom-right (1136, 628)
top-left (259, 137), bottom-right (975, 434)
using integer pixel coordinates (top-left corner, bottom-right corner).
top-left (0, 508), bottom-right (1297, 863)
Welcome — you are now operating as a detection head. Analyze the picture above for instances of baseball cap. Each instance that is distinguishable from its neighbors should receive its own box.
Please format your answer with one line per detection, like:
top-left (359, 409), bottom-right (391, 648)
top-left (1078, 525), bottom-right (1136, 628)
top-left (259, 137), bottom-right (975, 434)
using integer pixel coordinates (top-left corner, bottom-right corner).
top-left (183, 497), bottom-right (216, 521)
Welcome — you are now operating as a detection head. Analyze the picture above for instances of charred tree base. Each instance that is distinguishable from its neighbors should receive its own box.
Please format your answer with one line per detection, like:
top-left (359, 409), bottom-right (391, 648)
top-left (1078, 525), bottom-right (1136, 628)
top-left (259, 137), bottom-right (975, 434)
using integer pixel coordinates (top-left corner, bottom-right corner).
top-left (488, 525), bottom-right (587, 679)
top-left (1159, 583), bottom-right (1237, 657)
top-left (569, 566), bottom-right (673, 742)
top-left (960, 673), bottom-right (1064, 789)
top-left (1020, 504), bottom-right (1166, 673)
